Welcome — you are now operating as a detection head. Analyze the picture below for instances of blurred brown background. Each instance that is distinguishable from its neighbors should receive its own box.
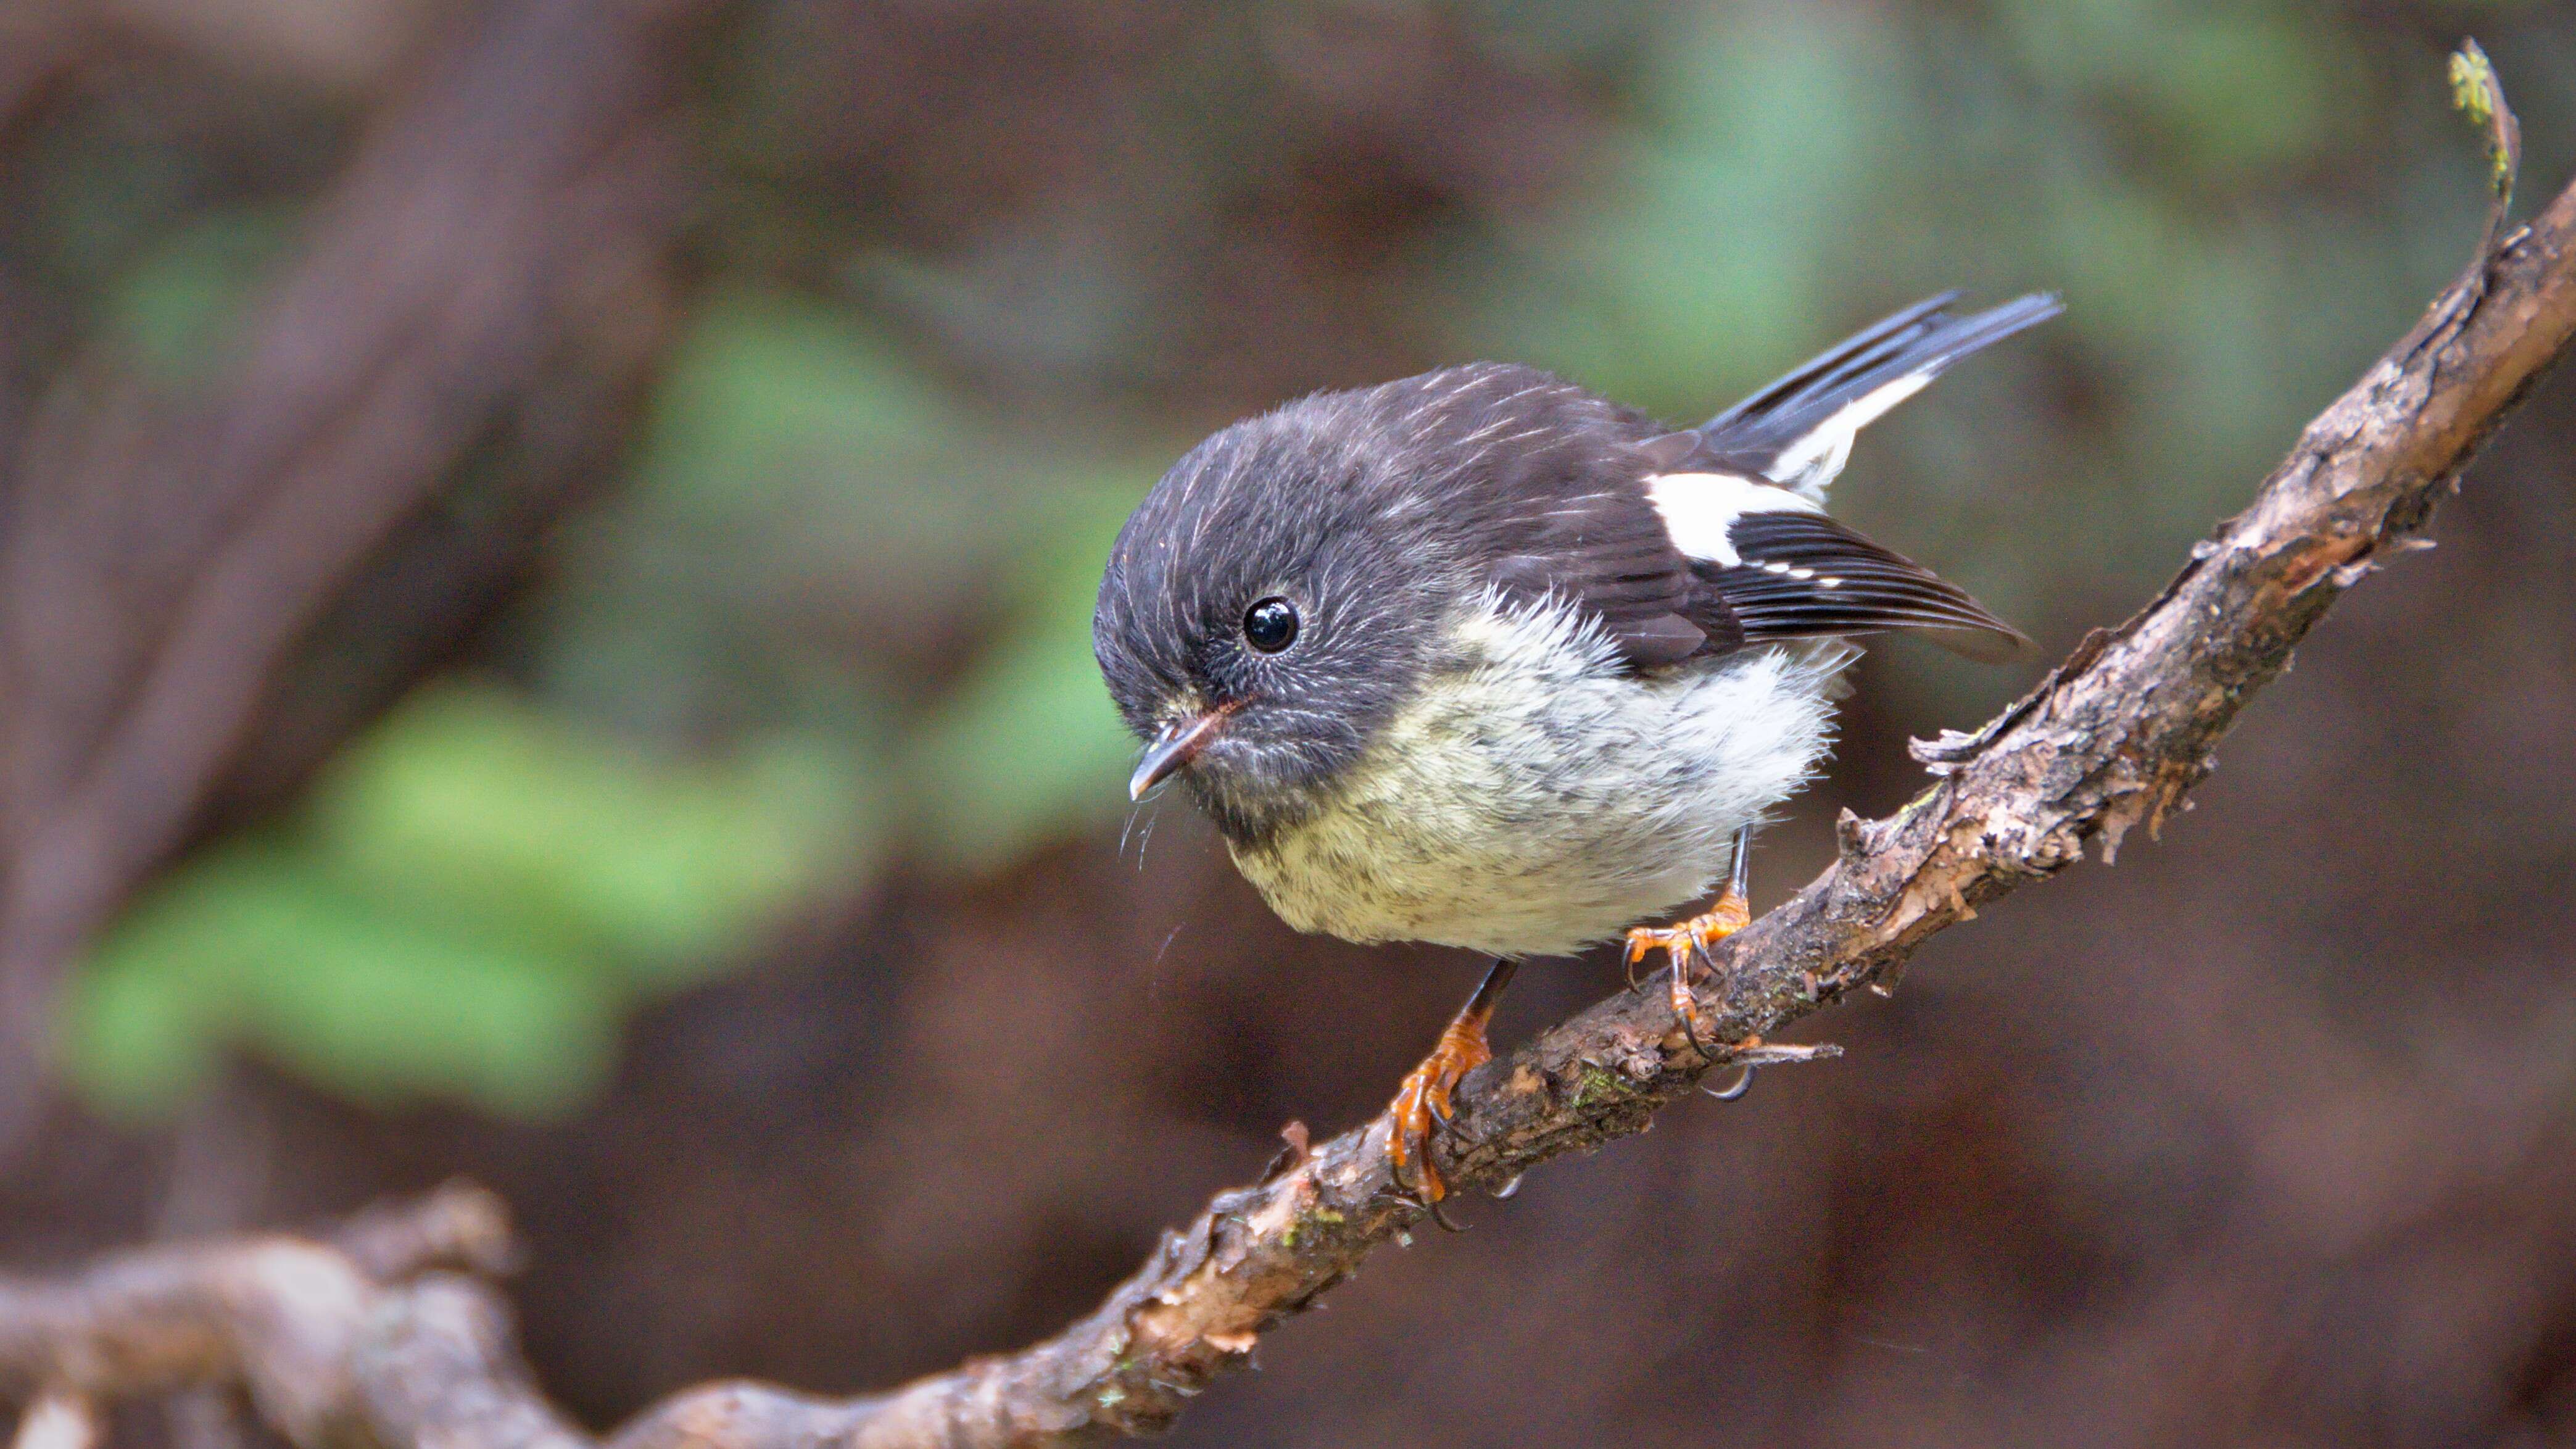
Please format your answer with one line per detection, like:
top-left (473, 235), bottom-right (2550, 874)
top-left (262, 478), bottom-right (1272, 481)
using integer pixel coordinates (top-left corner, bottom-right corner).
top-left (3, 1), bottom-right (2574, 1445)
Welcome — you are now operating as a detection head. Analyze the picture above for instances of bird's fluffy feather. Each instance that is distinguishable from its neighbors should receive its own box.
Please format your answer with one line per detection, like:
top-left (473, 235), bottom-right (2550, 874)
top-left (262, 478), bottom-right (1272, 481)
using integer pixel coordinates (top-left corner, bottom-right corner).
top-left (1228, 595), bottom-right (1853, 957)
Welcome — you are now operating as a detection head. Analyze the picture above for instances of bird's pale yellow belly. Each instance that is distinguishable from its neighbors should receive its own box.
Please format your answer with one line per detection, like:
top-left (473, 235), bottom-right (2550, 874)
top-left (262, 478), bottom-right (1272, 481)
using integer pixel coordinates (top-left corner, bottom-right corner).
top-left (1230, 604), bottom-right (1849, 958)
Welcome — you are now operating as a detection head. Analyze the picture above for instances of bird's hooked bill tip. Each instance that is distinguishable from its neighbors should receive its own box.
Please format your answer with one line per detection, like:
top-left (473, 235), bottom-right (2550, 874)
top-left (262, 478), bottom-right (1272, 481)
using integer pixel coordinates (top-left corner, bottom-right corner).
top-left (1129, 711), bottom-right (1224, 800)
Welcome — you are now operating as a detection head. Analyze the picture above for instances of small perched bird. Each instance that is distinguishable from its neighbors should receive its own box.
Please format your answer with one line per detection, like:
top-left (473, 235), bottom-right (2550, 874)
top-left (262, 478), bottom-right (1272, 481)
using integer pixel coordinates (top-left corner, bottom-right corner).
top-left (1094, 292), bottom-right (2056, 1206)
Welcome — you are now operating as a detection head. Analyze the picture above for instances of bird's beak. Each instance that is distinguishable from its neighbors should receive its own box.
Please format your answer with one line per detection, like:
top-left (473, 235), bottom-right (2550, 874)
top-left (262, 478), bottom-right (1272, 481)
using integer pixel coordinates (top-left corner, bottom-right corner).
top-left (1130, 711), bottom-right (1224, 800)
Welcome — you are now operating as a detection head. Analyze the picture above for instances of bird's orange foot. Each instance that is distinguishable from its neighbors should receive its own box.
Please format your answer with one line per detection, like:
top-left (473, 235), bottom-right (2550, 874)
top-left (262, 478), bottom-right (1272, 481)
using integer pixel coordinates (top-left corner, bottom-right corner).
top-left (1384, 957), bottom-right (1520, 1223)
top-left (1625, 886), bottom-right (1751, 1054)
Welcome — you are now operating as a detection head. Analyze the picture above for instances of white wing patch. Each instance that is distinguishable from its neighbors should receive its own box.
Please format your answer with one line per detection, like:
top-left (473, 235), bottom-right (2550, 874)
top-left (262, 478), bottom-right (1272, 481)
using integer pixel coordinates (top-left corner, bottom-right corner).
top-left (1645, 471), bottom-right (1823, 565)
top-left (1765, 372), bottom-right (1931, 497)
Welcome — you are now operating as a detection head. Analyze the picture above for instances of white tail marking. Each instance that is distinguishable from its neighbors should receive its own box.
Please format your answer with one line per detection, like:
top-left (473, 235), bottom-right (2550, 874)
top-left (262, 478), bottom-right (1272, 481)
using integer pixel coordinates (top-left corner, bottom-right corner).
top-left (1765, 372), bottom-right (1932, 496)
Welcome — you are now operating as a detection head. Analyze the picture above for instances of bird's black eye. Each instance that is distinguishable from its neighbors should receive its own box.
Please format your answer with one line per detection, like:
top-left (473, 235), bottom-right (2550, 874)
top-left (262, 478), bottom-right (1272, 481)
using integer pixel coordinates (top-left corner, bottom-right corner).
top-left (1243, 597), bottom-right (1299, 654)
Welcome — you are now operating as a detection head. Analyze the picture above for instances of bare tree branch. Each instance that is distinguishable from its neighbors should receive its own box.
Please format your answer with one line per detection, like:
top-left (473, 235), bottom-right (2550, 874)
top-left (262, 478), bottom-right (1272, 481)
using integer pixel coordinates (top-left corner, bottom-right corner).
top-left (5, 59), bottom-right (2575, 1449)
top-left (0, 1182), bottom-right (506, 1434)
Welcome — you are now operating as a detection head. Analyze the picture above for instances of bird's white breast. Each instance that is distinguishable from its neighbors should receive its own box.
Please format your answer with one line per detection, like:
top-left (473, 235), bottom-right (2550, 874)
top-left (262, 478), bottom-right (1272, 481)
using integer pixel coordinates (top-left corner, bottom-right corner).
top-left (1230, 599), bottom-right (1849, 958)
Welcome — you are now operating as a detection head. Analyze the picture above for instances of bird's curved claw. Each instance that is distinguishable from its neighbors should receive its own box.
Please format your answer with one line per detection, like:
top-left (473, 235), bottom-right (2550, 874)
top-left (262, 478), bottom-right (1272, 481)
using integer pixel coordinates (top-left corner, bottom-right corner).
top-left (1624, 886), bottom-right (1752, 1059)
top-left (1383, 958), bottom-right (1518, 1213)
top-left (1385, 1018), bottom-right (1489, 1210)
top-left (1702, 1065), bottom-right (1756, 1101)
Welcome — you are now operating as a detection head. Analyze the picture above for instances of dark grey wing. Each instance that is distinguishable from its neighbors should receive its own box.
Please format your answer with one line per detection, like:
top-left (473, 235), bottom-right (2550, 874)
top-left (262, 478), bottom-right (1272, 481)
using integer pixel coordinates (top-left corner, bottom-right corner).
top-left (1406, 296), bottom-right (2054, 668)
top-left (1686, 509), bottom-right (2026, 662)
top-left (1389, 363), bottom-right (1727, 670)
top-left (1486, 489), bottom-right (1719, 669)
top-left (1694, 293), bottom-right (2061, 494)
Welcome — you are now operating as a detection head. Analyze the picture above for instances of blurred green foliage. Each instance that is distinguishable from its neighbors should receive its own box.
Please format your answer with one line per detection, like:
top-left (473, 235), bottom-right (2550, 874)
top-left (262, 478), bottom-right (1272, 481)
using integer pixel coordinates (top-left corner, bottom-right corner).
top-left (70, 685), bottom-right (876, 1116)
top-left (50, 0), bottom-right (2569, 1116)
top-left (900, 486), bottom-right (1150, 876)
top-left (68, 288), bottom-right (1147, 1116)
top-left (109, 207), bottom-right (297, 384)
top-left (528, 287), bottom-right (1152, 868)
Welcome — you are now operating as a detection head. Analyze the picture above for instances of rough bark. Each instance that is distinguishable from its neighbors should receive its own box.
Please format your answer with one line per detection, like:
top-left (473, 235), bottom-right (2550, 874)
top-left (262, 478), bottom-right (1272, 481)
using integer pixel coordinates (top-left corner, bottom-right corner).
top-left (2, 56), bottom-right (2570, 1449)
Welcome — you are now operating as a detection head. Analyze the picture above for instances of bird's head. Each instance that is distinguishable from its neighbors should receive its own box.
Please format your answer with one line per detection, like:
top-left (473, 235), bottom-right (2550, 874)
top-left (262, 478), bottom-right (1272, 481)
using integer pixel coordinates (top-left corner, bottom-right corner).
top-left (1092, 398), bottom-right (1448, 844)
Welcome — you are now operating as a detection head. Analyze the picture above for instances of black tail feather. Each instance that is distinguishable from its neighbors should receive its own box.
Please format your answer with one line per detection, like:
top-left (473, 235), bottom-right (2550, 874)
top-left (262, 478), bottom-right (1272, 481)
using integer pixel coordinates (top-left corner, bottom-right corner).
top-left (1699, 293), bottom-right (2061, 485)
top-left (1694, 510), bottom-right (2029, 662)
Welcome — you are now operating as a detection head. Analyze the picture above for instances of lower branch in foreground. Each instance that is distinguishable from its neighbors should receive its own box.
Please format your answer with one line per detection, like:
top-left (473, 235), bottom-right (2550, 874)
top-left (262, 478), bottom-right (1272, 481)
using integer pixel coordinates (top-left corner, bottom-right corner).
top-left (0, 1184), bottom-right (520, 1444)
top-left (6, 73), bottom-right (2574, 1449)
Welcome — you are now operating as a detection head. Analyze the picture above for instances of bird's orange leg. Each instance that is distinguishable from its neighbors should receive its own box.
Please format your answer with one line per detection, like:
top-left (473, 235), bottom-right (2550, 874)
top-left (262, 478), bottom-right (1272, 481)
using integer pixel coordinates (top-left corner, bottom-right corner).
top-left (1385, 956), bottom-right (1520, 1218)
top-left (1624, 825), bottom-right (1758, 1053)
top-left (1624, 890), bottom-right (1749, 1051)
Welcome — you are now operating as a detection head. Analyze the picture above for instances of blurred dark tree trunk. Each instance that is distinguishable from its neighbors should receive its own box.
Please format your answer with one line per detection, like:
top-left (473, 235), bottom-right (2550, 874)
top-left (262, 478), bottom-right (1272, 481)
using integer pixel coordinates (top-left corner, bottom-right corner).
top-left (0, 0), bottom-right (722, 1155)
top-left (0, 10), bottom-right (89, 137)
